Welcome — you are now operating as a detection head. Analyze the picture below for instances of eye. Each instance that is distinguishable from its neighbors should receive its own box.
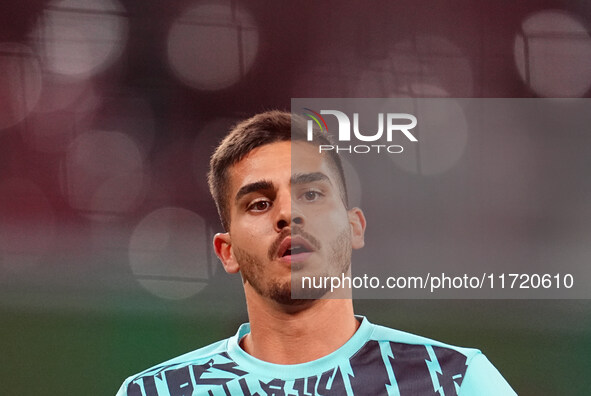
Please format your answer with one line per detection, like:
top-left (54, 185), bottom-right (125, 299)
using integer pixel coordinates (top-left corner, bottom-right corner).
top-left (301, 190), bottom-right (323, 202)
top-left (247, 199), bottom-right (271, 212)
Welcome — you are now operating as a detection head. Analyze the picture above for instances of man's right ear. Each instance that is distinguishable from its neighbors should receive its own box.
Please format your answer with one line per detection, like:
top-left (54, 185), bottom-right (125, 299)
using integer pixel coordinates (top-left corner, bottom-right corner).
top-left (213, 232), bottom-right (240, 274)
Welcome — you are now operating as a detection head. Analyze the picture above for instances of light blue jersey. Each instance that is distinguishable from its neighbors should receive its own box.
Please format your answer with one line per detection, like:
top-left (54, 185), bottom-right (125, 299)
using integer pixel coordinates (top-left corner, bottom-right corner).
top-left (117, 317), bottom-right (516, 395)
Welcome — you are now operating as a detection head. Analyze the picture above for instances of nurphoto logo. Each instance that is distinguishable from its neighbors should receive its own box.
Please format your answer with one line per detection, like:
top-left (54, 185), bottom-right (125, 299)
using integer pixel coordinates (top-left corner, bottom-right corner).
top-left (304, 108), bottom-right (418, 154)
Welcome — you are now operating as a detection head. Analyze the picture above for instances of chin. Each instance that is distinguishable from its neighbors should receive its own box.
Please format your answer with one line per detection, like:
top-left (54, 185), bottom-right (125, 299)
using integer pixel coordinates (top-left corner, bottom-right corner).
top-left (264, 278), bottom-right (327, 306)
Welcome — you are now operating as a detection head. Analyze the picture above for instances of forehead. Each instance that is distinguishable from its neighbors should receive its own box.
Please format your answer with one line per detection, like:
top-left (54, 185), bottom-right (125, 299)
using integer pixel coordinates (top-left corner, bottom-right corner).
top-left (228, 141), bottom-right (337, 192)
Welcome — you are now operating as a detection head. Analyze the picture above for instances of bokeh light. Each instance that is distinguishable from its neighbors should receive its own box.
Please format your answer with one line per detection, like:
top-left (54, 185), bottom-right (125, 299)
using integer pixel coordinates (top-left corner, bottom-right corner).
top-left (31, 0), bottom-right (128, 80)
top-left (0, 43), bottom-right (42, 130)
top-left (0, 178), bottom-right (55, 272)
top-left (514, 10), bottom-right (591, 97)
top-left (34, 74), bottom-right (95, 114)
top-left (395, 83), bottom-right (450, 98)
top-left (63, 130), bottom-right (145, 221)
top-left (167, 0), bottom-right (259, 90)
top-left (355, 36), bottom-right (473, 97)
top-left (129, 207), bottom-right (213, 300)
top-left (388, 99), bottom-right (468, 175)
top-left (23, 77), bottom-right (99, 153)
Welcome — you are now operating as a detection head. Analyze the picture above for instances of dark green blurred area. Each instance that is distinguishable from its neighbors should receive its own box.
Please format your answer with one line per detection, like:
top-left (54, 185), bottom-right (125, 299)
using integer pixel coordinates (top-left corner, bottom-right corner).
top-left (1, 298), bottom-right (589, 395)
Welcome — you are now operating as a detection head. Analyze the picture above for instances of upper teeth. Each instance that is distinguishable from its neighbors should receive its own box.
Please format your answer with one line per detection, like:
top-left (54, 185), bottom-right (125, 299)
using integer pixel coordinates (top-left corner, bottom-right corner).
top-left (285, 245), bottom-right (303, 256)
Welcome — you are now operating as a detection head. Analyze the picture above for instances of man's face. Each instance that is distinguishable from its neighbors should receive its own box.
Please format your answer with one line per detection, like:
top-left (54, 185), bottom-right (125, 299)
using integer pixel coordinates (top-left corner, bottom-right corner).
top-left (213, 141), bottom-right (365, 304)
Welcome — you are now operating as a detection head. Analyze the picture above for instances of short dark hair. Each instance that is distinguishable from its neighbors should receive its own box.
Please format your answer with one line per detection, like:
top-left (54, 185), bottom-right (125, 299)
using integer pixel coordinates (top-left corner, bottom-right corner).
top-left (208, 110), bottom-right (348, 231)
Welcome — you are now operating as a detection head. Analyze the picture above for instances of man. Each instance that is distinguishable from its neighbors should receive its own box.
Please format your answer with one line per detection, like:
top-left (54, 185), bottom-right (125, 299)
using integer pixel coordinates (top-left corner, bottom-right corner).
top-left (117, 111), bottom-right (516, 395)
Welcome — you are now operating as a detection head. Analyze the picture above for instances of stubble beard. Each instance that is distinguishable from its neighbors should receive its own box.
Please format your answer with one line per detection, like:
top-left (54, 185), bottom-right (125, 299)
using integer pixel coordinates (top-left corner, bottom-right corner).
top-left (234, 227), bottom-right (352, 305)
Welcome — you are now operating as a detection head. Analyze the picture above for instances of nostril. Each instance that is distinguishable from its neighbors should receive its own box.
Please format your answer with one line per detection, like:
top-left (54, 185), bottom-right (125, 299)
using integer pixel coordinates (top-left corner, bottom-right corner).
top-left (277, 219), bottom-right (289, 229)
top-left (293, 216), bottom-right (303, 225)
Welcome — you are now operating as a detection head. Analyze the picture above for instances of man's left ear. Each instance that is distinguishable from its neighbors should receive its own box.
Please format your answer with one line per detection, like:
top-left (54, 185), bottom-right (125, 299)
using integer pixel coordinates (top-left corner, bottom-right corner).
top-left (348, 207), bottom-right (366, 249)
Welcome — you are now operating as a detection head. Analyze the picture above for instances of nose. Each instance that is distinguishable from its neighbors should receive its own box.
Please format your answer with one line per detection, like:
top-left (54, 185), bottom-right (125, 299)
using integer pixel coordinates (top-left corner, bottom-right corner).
top-left (276, 212), bottom-right (304, 230)
top-left (274, 190), bottom-right (304, 231)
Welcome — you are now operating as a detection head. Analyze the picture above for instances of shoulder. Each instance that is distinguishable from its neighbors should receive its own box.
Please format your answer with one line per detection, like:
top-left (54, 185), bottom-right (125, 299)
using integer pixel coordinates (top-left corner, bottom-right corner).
top-left (116, 338), bottom-right (230, 396)
top-left (458, 353), bottom-right (517, 395)
top-left (366, 321), bottom-right (516, 395)
top-left (369, 322), bottom-right (481, 357)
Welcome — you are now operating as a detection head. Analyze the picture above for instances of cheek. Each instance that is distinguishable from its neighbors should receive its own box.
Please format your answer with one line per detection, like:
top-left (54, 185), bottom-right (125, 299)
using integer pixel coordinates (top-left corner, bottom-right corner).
top-left (312, 210), bottom-right (351, 235)
top-left (231, 221), bottom-right (272, 248)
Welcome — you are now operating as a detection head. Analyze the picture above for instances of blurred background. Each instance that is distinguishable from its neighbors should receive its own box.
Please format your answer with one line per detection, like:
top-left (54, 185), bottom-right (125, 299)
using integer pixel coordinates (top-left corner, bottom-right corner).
top-left (0, 0), bottom-right (590, 394)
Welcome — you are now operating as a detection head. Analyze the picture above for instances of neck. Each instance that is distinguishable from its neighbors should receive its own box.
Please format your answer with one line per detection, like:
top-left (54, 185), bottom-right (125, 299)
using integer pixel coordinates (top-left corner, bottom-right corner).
top-left (241, 286), bottom-right (359, 364)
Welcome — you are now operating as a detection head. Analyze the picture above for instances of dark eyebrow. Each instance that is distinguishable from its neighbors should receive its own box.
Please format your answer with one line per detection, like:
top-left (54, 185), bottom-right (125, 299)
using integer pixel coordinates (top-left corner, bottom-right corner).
top-left (290, 172), bottom-right (331, 185)
top-left (235, 180), bottom-right (274, 203)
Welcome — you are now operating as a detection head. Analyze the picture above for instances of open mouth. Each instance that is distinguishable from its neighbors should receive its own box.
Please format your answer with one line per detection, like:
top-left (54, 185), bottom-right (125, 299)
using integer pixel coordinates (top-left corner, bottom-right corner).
top-left (283, 244), bottom-right (312, 257)
top-left (277, 236), bottom-right (315, 260)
